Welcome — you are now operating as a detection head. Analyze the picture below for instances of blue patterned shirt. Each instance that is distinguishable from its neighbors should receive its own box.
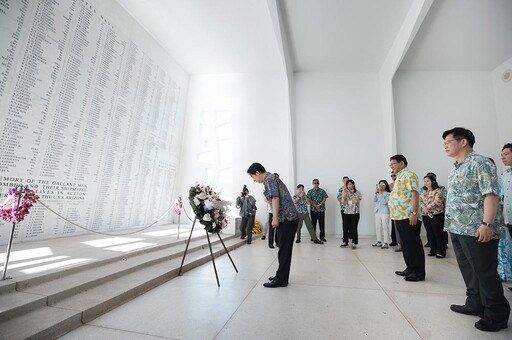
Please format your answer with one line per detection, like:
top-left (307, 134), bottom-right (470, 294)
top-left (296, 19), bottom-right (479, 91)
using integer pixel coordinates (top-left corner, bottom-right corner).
top-left (293, 194), bottom-right (309, 214)
top-left (263, 172), bottom-right (298, 222)
top-left (337, 187), bottom-right (346, 210)
top-left (499, 168), bottom-right (512, 225)
top-left (307, 188), bottom-right (328, 212)
top-left (445, 151), bottom-right (503, 238)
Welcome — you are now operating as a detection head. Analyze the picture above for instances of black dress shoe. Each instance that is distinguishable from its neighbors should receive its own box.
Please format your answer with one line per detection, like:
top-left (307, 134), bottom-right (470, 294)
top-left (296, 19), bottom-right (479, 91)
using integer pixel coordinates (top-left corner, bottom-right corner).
top-left (261, 235), bottom-right (266, 240)
top-left (263, 280), bottom-right (288, 288)
top-left (389, 242), bottom-right (398, 246)
top-left (474, 318), bottom-right (508, 332)
top-left (427, 253), bottom-right (436, 257)
top-left (404, 274), bottom-right (425, 282)
top-left (321, 239), bottom-right (327, 242)
top-left (296, 239), bottom-right (301, 243)
top-left (395, 270), bottom-right (410, 276)
top-left (450, 304), bottom-right (483, 317)
top-left (268, 276), bottom-right (275, 281)
top-left (313, 240), bottom-right (323, 244)
top-left (269, 245), bottom-right (275, 249)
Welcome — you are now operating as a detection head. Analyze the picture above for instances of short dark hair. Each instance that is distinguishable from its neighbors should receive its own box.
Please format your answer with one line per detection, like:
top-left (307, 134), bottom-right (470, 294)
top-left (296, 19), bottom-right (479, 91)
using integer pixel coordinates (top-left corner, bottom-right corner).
top-left (297, 184), bottom-right (304, 189)
top-left (274, 173), bottom-right (279, 178)
top-left (502, 143), bottom-right (512, 152)
top-left (313, 178), bottom-right (319, 183)
top-left (442, 127), bottom-right (475, 147)
top-left (247, 162), bottom-right (266, 175)
top-left (390, 154), bottom-right (408, 167)
top-left (343, 176), bottom-right (349, 180)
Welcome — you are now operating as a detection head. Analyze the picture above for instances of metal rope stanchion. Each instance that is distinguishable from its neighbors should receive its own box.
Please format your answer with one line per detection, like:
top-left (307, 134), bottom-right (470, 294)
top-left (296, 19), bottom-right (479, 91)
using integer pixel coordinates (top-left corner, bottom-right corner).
top-left (2, 186), bottom-right (23, 281)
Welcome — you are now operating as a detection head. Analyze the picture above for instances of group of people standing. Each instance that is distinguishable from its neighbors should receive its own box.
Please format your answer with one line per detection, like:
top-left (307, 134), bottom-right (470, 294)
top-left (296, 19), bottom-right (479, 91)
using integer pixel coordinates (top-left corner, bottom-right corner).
top-left (387, 127), bottom-right (510, 332)
top-left (243, 127), bottom-right (511, 333)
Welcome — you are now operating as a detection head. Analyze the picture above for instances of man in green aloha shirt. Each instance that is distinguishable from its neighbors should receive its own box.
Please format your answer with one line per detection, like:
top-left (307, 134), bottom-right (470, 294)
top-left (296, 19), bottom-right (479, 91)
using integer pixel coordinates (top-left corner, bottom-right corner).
top-left (443, 127), bottom-right (510, 332)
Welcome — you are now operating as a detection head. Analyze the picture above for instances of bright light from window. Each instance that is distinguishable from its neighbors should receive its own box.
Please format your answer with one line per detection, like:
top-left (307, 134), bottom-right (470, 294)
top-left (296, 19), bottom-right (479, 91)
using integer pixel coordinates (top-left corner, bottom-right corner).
top-left (0, 247), bottom-right (53, 264)
top-left (21, 258), bottom-right (92, 274)
top-left (81, 238), bottom-right (144, 248)
top-left (105, 242), bottom-right (156, 252)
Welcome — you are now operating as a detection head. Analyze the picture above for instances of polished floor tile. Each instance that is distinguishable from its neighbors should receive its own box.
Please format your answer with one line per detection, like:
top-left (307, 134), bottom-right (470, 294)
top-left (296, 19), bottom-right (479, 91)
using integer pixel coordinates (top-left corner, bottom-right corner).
top-left (61, 236), bottom-right (512, 340)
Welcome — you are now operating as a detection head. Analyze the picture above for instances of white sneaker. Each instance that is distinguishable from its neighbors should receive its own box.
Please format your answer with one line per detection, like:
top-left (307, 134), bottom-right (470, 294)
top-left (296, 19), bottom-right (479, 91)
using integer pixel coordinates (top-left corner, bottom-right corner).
top-left (350, 243), bottom-right (356, 249)
top-left (372, 241), bottom-right (382, 247)
top-left (381, 243), bottom-right (389, 249)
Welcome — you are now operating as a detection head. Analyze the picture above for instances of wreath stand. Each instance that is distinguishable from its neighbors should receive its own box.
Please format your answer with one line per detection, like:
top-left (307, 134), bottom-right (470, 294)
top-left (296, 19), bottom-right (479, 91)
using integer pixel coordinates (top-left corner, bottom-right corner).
top-left (2, 186), bottom-right (23, 281)
top-left (178, 217), bottom-right (238, 287)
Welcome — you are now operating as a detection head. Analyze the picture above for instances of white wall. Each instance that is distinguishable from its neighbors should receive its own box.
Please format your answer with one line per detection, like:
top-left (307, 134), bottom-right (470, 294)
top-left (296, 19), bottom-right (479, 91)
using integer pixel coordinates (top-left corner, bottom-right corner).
top-left (393, 71), bottom-right (500, 185)
top-left (492, 57), bottom-right (512, 173)
top-left (294, 72), bottom-right (387, 237)
top-left (177, 73), bottom-right (292, 227)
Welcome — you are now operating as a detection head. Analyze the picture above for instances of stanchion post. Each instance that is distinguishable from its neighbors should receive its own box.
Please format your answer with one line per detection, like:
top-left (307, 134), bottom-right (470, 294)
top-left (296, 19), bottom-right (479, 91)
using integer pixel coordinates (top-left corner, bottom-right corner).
top-left (177, 215), bottom-right (180, 240)
top-left (2, 186), bottom-right (23, 281)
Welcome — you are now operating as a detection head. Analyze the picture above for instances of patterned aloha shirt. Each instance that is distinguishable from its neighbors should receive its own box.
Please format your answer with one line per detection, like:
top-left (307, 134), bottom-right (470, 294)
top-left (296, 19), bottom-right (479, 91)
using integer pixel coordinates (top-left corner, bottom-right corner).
top-left (337, 186), bottom-right (346, 210)
top-left (389, 167), bottom-right (421, 221)
top-left (445, 151), bottom-right (503, 238)
top-left (263, 172), bottom-right (298, 222)
top-left (420, 188), bottom-right (445, 217)
top-left (293, 194), bottom-right (308, 214)
top-left (499, 168), bottom-right (512, 225)
top-left (342, 190), bottom-right (362, 214)
top-left (307, 188), bottom-right (328, 212)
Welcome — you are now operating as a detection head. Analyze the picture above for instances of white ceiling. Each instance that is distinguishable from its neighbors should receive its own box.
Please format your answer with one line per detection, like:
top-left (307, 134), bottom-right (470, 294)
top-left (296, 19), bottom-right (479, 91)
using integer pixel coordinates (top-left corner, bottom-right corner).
top-left (399, 0), bottom-right (512, 71)
top-left (116, 0), bottom-right (512, 75)
top-left (281, 0), bottom-right (414, 72)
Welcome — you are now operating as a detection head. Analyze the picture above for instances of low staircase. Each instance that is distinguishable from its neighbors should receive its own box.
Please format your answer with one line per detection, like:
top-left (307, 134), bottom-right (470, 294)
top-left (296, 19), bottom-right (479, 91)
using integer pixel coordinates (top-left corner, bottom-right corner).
top-left (0, 234), bottom-right (247, 339)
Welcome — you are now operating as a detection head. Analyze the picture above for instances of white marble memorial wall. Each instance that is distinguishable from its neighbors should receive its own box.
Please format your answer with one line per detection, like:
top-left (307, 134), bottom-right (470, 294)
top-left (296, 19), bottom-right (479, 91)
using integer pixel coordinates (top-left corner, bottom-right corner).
top-left (0, 0), bottom-right (188, 244)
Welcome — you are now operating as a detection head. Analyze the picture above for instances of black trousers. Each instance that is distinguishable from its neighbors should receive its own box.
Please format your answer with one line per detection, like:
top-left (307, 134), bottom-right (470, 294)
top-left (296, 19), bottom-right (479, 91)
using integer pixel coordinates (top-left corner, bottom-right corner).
top-left (391, 220), bottom-right (397, 243)
top-left (273, 218), bottom-right (299, 285)
top-left (342, 213), bottom-right (359, 244)
top-left (311, 211), bottom-right (325, 240)
top-left (239, 215), bottom-right (255, 243)
top-left (451, 233), bottom-right (510, 323)
top-left (340, 209), bottom-right (346, 239)
top-left (395, 219), bottom-right (425, 278)
top-left (422, 213), bottom-right (446, 256)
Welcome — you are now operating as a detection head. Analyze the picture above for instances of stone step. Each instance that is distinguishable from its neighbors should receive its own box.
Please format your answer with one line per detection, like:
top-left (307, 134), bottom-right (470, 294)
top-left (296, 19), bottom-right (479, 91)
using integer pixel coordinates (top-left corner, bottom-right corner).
top-left (0, 234), bottom-right (247, 339)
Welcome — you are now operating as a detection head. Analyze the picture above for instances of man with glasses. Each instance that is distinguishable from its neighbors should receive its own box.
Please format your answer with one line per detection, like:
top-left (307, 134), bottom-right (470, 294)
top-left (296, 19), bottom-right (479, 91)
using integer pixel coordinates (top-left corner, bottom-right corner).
top-left (389, 155), bottom-right (425, 282)
top-left (307, 179), bottom-right (328, 242)
top-left (443, 127), bottom-right (509, 332)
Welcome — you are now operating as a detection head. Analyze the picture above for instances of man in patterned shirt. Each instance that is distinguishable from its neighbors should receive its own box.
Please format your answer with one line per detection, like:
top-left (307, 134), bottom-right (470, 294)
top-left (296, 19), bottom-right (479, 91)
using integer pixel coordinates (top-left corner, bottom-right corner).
top-left (389, 154), bottom-right (425, 282)
top-left (307, 179), bottom-right (328, 242)
top-left (293, 184), bottom-right (323, 244)
top-left (443, 127), bottom-right (510, 332)
top-left (247, 162), bottom-right (299, 288)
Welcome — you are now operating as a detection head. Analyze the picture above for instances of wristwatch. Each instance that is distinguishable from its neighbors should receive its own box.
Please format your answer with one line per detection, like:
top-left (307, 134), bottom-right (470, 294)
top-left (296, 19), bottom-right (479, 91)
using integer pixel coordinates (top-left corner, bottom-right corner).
top-left (481, 221), bottom-right (491, 227)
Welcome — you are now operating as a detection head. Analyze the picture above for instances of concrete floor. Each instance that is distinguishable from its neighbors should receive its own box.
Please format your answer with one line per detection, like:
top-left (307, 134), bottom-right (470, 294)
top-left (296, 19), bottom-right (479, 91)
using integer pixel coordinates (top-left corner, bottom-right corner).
top-left (46, 232), bottom-right (512, 340)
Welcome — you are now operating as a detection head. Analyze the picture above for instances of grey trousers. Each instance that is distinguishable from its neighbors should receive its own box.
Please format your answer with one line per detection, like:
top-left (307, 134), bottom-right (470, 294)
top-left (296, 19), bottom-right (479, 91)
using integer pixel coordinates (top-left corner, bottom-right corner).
top-left (296, 212), bottom-right (319, 241)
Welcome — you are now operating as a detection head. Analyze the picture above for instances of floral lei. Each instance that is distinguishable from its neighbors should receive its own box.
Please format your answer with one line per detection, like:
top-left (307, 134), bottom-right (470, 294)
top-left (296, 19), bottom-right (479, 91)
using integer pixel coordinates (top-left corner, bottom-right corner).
top-left (188, 184), bottom-right (228, 233)
top-left (0, 187), bottom-right (39, 223)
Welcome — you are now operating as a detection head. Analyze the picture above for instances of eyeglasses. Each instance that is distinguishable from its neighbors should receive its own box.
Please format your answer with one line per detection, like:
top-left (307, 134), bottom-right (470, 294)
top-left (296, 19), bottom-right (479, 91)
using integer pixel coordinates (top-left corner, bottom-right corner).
top-left (443, 139), bottom-right (460, 146)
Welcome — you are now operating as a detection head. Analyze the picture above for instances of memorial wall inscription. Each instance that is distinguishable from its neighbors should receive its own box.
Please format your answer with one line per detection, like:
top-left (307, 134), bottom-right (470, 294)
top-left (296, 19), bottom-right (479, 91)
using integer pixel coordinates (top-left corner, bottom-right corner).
top-left (0, 0), bottom-right (187, 244)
